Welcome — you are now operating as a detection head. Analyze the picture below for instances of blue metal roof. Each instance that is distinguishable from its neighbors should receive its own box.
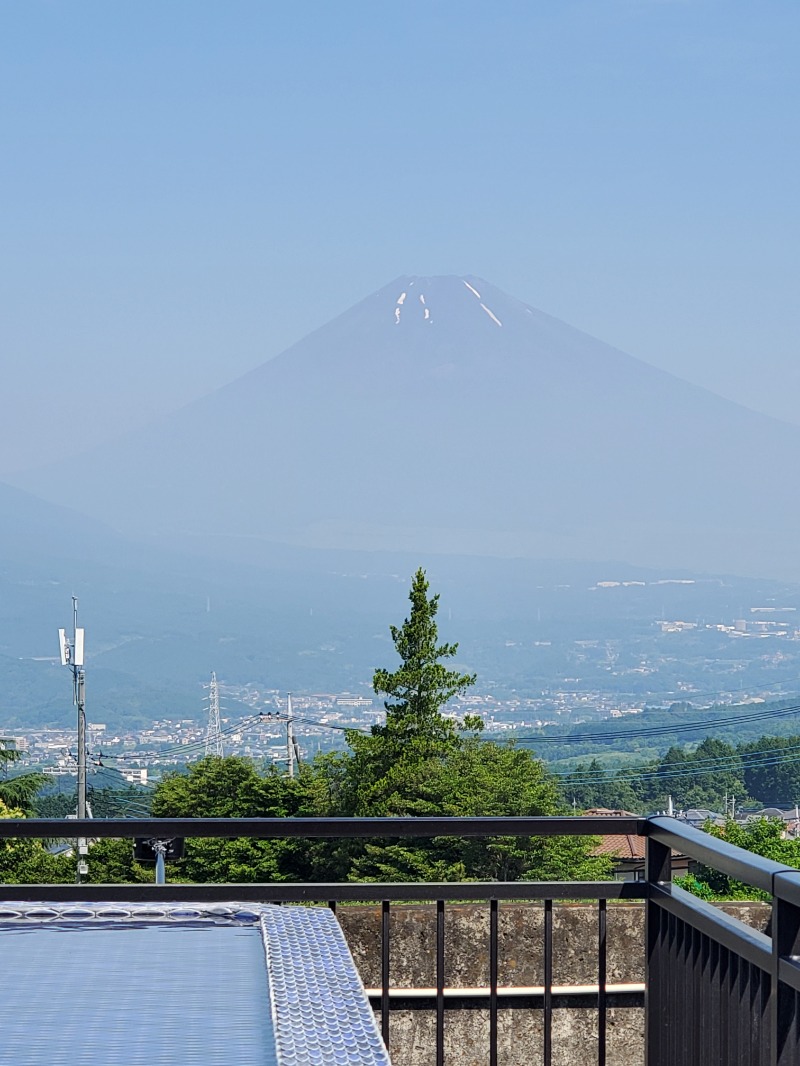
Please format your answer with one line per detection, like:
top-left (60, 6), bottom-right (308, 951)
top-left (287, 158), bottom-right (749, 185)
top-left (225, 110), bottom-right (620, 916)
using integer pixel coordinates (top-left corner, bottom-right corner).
top-left (262, 907), bottom-right (390, 1066)
top-left (0, 903), bottom-right (390, 1066)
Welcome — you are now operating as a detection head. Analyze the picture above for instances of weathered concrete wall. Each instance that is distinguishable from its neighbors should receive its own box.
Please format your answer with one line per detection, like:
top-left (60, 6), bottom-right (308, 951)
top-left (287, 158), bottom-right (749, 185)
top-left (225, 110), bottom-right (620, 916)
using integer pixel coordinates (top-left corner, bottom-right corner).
top-left (336, 901), bottom-right (770, 1066)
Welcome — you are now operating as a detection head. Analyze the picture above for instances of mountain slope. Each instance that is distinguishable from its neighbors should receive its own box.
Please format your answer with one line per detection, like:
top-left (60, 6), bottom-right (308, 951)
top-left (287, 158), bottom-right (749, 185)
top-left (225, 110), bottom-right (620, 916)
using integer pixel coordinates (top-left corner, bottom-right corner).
top-left (16, 275), bottom-right (800, 576)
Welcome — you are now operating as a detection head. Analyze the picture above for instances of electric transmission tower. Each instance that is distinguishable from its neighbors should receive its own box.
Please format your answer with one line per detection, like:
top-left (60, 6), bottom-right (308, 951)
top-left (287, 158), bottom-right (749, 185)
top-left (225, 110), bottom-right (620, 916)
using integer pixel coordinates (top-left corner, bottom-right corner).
top-left (204, 672), bottom-right (223, 757)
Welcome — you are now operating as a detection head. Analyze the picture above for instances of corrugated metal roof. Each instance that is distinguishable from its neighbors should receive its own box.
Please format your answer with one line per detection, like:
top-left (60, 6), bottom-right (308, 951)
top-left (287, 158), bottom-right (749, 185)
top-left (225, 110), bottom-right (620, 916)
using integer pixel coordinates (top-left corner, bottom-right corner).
top-left (0, 903), bottom-right (391, 1066)
top-left (262, 907), bottom-right (390, 1066)
top-left (2, 923), bottom-right (275, 1064)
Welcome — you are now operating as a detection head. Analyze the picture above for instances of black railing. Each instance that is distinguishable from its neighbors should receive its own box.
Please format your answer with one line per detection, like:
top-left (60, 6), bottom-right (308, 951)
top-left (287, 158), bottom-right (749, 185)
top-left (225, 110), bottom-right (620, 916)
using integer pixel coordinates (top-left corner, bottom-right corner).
top-left (0, 814), bottom-right (797, 1065)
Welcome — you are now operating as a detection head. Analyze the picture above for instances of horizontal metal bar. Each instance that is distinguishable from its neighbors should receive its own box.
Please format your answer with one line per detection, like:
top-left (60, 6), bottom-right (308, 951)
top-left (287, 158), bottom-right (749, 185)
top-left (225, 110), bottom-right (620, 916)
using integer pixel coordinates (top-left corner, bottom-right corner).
top-left (773, 870), bottom-right (800, 908)
top-left (364, 983), bottom-right (646, 997)
top-left (648, 816), bottom-right (794, 892)
top-left (777, 956), bottom-right (800, 994)
top-left (366, 991), bottom-right (644, 1011)
top-left (649, 882), bottom-right (772, 971)
top-left (0, 880), bottom-right (648, 904)
top-left (0, 815), bottom-right (648, 840)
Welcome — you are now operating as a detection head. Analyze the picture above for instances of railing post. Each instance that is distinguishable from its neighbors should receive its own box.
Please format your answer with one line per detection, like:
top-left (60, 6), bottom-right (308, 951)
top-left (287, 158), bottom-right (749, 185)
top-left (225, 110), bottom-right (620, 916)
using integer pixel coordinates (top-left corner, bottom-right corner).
top-left (771, 873), bottom-right (800, 1066)
top-left (645, 828), bottom-right (672, 1066)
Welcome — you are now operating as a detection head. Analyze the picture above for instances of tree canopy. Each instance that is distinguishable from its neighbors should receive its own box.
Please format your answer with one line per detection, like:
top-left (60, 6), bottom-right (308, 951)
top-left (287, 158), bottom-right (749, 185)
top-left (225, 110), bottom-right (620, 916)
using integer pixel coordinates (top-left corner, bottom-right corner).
top-left (2, 569), bottom-right (610, 886)
top-left (141, 570), bottom-right (609, 884)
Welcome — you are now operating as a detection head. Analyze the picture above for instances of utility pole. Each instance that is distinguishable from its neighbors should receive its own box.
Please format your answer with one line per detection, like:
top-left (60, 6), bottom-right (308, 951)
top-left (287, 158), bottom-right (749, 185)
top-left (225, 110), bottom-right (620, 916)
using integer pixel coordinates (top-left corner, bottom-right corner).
top-left (286, 692), bottom-right (295, 779)
top-left (59, 597), bottom-right (88, 881)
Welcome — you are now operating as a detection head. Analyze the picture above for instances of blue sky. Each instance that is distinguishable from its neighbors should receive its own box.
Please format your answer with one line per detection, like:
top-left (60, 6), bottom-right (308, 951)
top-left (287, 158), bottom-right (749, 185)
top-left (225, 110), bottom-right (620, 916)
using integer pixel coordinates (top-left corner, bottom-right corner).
top-left (1, 1), bottom-right (799, 472)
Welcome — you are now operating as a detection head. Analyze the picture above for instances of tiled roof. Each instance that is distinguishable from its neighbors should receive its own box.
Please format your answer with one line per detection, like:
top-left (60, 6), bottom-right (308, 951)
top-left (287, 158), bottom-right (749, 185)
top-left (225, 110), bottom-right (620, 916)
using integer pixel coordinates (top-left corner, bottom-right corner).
top-left (594, 833), bottom-right (646, 860)
top-left (584, 808), bottom-right (646, 861)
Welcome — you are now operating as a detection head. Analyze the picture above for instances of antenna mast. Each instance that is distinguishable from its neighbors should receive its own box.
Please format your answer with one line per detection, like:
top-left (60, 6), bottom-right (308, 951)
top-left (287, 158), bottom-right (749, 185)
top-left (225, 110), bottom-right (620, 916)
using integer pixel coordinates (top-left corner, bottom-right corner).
top-left (58, 597), bottom-right (88, 881)
top-left (204, 672), bottom-right (223, 757)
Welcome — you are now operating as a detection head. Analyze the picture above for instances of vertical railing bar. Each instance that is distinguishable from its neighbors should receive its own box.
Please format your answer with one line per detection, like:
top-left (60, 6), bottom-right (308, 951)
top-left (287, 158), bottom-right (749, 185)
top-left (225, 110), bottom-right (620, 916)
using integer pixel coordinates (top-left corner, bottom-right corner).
top-left (544, 897), bottom-right (553, 1066)
top-left (327, 899), bottom-right (337, 915)
top-left (381, 899), bottom-right (390, 1048)
top-left (598, 897), bottom-right (607, 1066)
top-left (690, 926), bottom-right (700, 1065)
top-left (772, 880), bottom-right (800, 1066)
top-left (761, 965), bottom-right (772, 1066)
top-left (655, 905), bottom-right (667, 1066)
top-left (740, 959), bottom-right (751, 1066)
top-left (490, 897), bottom-right (499, 1066)
top-left (670, 909), bottom-right (680, 1066)
top-left (699, 929), bottom-right (710, 1064)
top-left (729, 951), bottom-right (740, 1066)
top-left (719, 943), bottom-right (730, 1066)
top-left (436, 898), bottom-right (445, 1066)
top-left (645, 833), bottom-right (672, 1066)
top-left (708, 937), bottom-right (720, 1066)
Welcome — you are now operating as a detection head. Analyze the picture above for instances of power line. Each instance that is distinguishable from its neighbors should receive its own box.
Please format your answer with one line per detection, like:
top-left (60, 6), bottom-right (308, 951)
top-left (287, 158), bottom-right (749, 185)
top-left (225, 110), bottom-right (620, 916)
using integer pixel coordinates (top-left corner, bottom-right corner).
top-left (555, 737), bottom-right (800, 777)
top-left (495, 701), bottom-right (800, 746)
top-left (98, 712), bottom-right (270, 762)
top-left (559, 744), bottom-right (800, 785)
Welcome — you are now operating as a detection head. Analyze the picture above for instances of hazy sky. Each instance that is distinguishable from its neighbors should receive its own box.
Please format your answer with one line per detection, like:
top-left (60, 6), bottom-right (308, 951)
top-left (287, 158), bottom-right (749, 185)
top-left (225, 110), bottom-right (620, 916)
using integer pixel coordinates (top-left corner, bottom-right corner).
top-left (1, 1), bottom-right (799, 475)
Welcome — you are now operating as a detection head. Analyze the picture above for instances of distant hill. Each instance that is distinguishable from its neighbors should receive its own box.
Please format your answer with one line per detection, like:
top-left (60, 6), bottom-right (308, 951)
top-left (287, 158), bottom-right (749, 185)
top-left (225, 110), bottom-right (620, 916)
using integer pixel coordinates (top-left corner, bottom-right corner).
top-left (4, 475), bottom-right (800, 728)
top-left (0, 481), bottom-right (119, 563)
top-left (14, 274), bottom-right (800, 578)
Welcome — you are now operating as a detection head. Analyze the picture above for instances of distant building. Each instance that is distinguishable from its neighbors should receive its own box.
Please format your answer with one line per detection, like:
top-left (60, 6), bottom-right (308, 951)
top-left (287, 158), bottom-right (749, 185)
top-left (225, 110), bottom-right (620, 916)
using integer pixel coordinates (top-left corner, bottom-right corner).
top-left (122, 768), bottom-right (148, 786)
top-left (586, 808), bottom-right (691, 880)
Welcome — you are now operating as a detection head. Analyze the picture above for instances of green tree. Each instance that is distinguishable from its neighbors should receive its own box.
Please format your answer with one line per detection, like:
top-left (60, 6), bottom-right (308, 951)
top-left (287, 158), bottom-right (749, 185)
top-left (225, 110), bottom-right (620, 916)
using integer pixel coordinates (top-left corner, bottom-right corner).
top-left (0, 799), bottom-right (73, 884)
top-left (339, 568), bottom-right (476, 815)
top-left (140, 573), bottom-right (611, 886)
top-left (348, 734), bottom-right (611, 882)
top-left (0, 742), bottom-right (46, 814)
top-left (84, 838), bottom-right (154, 884)
top-left (741, 736), bottom-right (800, 805)
top-left (150, 755), bottom-right (315, 883)
top-left (371, 568), bottom-right (476, 751)
top-left (313, 570), bottom-right (608, 883)
top-left (652, 738), bottom-right (745, 812)
top-left (561, 758), bottom-right (644, 812)
top-left (678, 817), bottom-right (800, 900)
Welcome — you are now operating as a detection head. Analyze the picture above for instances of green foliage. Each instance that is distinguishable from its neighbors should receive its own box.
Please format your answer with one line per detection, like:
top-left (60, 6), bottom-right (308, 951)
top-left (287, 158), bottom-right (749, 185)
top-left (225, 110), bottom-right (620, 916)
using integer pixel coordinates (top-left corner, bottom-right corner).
top-left (562, 735), bottom-right (758, 814)
top-left (0, 571), bottom-right (610, 887)
top-left (0, 799), bottom-right (73, 884)
top-left (521, 699), bottom-right (800, 763)
top-left (140, 571), bottom-right (608, 886)
top-left (151, 755), bottom-right (318, 883)
top-left (365, 568), bottom-right (476, 775)
top-left (0, 746), bottom-right (47, 814)
top-left (0, 771), bottom-right (48, 814)
top-left (33, 783), bottom-right (153, 820)
top-left (311, 570), bottom-right (607, 883)
top-left (680, 818), bottom-right (800, 900)
top-left (740, 736), bottom-right (800, 806)
top-left (84, 839), bottom-right (153, 884)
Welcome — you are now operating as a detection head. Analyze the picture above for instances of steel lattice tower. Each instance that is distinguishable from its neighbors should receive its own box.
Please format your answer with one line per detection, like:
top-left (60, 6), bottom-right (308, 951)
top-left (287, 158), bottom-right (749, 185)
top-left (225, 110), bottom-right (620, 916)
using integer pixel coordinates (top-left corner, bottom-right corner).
top-left (204, 672), bottom-right (223, 757)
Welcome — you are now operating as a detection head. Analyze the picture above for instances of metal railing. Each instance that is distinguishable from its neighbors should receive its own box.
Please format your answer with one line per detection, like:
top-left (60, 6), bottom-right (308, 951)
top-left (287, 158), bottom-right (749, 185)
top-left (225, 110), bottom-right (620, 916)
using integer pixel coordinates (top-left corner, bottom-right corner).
top-left (0, 814), bottom-right (797, 1065)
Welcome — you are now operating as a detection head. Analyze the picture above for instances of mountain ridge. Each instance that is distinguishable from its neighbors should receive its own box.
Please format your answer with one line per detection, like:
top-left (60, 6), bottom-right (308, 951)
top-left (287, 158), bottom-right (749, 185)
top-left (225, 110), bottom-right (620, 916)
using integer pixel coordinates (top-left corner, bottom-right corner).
top-left (14, 274), bottom-right (800, 578)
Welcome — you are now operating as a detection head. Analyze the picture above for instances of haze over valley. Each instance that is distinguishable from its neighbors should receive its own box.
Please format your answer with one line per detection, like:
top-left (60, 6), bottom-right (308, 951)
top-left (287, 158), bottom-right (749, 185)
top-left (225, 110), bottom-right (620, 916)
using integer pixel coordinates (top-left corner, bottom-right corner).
top-left (3, 4), bottom-right (800, 798)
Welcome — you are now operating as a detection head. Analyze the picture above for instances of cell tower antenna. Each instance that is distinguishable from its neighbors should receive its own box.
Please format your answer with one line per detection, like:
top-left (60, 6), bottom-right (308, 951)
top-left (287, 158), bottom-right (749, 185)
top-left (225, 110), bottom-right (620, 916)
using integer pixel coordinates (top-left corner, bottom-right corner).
top-left (58, 596), bottom-right (88, 882)
top-left (204, 672), bottom-right (223, 757)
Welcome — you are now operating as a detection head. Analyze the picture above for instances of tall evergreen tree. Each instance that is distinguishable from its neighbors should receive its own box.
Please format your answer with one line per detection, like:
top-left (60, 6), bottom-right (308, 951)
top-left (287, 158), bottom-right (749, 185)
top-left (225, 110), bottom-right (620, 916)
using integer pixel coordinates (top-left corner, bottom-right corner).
top-left (370, 568), bottom-right (475, 760)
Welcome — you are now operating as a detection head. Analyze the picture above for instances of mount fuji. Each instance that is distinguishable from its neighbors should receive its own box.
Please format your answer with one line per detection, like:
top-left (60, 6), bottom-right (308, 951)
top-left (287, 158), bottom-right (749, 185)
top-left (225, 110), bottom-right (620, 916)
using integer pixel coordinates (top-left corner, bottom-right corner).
top-left (17, 275), bottom-right (800, 578)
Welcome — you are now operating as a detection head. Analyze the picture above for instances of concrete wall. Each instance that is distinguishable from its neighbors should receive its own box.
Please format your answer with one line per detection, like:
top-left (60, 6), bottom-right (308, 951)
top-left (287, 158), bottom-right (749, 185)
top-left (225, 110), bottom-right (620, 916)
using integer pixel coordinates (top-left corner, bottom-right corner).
top-left (336, 901), bottom-right (770, 1066)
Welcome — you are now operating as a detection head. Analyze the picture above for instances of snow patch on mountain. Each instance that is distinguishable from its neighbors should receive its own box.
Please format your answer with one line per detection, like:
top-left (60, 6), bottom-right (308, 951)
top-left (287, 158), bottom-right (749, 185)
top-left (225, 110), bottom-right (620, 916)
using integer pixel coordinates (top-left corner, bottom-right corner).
top-left (480, 303), bottom-right (502, 327)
